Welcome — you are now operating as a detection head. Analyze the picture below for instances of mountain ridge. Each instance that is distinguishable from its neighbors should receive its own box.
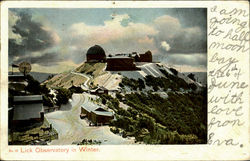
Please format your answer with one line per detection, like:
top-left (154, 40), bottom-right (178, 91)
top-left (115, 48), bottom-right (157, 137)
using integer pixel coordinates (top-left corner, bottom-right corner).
top-left (44, 62), bottom-right (205, 92)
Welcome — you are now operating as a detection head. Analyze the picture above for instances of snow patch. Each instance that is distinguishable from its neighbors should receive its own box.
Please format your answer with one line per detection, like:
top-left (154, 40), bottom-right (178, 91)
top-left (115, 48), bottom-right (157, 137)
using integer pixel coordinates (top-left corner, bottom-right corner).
top-left (94, 72), bottom-right (122, 90)
top-left (119, 102), bottom-right (130, 110)
top-left (118, 71), bottom-right (145, 80)
top-left (138, 63), bottom-right (165, 77)
top-left (152, 92), bottom-right (168, 99)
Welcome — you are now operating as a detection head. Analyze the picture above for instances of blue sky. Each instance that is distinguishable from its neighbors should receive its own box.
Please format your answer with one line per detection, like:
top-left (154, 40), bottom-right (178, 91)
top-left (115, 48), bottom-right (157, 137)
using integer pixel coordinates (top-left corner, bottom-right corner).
top-left (9, 8), bottom-right (207, 73)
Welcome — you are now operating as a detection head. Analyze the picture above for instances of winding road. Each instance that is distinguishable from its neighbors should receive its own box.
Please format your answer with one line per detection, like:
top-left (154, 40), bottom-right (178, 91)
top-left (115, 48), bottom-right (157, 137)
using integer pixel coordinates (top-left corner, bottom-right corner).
top-left (45, 93), bottom-right (134, 145)
top-left (71, 71), bottom-right (91, 90)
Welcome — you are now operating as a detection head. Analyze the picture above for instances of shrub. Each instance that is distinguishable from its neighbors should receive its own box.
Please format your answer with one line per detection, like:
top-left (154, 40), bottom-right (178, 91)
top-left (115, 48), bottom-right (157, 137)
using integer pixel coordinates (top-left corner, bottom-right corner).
top-left (127, 108), bottom-right (138, 119)
top-left (117, 108), bottom-right (131, 117)
top-left (101, 98), bottom-right (107, 105)
top-left (56, 88), bottom-right (72, 106)
top-left (43, 95), bottom-right (54, 107)
top-left (169, 68), bottom-right (178, 75)
top-left (116, 92), bottom-right (123, 100)
top-left (138, 115), bottom-right (155, 132)
top-left (119, 83), bottom-right (124, 88)
top-left (86, 71), bottom-right (93, 75)
top-left (138, 78), bottom-right (145, 90)
top-left (25, 75), bottom-right (41, 94)
top-left (187, 73), bottom-right (196, 81)
top-left (69, 87), bottom-right (84, 94)
top-left (47, 74), bottom-right (54, 80)
top-left (110, 127), bottom-right (119, 134)
top-left (189, 83), bottom-right (197, 91)
top-left (159, 69), bottom-right (169, 77)
top-left (145, 75), bottom-right (160, 91)
top-left (120, 77), bottom-right (139, 90)
top-left (111, 98), bottom-right (119, 108)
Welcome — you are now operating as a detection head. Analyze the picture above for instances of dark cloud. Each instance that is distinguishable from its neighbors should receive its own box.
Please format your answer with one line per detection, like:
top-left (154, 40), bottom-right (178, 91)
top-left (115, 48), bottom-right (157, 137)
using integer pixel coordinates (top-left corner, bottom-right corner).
top-left (167, 8), bottom-right (207, 30)
top-left (152, 8), bottom-right (207, 55)
top-left (156, 30), bottom-right (207, 54)
top-left (16, 52), bottom-right (64, 66)
top-left (9, 11), bottom-right (58, 65)
top-left (8, 39), bottom-right (25, 58)
top-left (153, 53), bottom-right (207, 68)
top-left (170, 31), bottom-right (206, 54)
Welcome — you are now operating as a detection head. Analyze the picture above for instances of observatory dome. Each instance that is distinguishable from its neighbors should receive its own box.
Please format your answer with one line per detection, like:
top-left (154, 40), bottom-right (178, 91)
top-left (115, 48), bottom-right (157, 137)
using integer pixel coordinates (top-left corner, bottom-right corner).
top-left (86, 45), bottom-right (106, 62)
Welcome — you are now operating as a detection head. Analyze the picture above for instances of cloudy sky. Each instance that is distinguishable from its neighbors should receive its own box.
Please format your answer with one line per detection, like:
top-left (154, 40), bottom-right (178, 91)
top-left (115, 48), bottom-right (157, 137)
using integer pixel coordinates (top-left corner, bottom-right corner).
top-left (9, 8), bottom-right (207, 73)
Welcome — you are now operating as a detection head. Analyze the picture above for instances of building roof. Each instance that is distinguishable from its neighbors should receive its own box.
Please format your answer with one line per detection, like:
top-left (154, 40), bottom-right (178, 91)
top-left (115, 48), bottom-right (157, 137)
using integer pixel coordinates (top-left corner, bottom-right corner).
top-left (92, 110), bottom-right (113, 117)
top-left (13, 103), bottom-right (43, 120)
top-left (8, 75), bottom-right (25, 78)
top-left (13, 95), bottom-right (43, 102)
top-left (87, 45), bottom-right (106, 56)
top-left (96, 86), bottom-right (108, 91)
top-left (107, 56), bottom-right (133, 59)
top-left (144, 50), bottom-right (152, 55)
top-left (8, 75), bottom-right (26, 82)
top-left (81, 102), bottom-right (109, 114)
top-left (90, 86), bottom-right (108, 93)
top-left (81, 104), bottom-right (100, 113)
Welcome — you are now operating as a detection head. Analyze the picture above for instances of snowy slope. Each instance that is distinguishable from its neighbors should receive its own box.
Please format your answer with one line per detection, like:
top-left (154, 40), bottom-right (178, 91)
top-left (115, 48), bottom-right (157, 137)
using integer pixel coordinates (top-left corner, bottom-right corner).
top-left (139, 63), bottom-right (165, 77)
top-left (93, 62), bottom-right (203, 91)
top-left (46, 62), bottom-right (203, 91)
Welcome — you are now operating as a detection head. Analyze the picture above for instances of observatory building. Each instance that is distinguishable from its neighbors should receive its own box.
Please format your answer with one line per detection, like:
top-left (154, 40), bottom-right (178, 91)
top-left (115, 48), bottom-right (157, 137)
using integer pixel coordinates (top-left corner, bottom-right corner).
top-left (86, 45), bottom-right (106, 63)
top-left (85, 45), bottom-right (153, 71)
top-left (138, 50), bottom-right (152, 62)
top-left (106, 56), bottom-right (137, 71)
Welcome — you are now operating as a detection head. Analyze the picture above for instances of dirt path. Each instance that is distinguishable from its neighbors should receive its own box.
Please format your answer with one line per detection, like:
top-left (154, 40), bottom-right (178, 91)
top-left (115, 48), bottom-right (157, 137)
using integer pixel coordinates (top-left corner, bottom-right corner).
top-left (71, 71), bottom-right (91, 90)
top-left (45, 94), bottom-right (134, 145)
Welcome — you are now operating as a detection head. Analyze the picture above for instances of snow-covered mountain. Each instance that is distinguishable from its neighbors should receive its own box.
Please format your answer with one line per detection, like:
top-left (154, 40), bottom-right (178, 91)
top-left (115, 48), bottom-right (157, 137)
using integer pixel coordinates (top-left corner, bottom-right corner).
top-left (42, 62), bottom-right (207, 144)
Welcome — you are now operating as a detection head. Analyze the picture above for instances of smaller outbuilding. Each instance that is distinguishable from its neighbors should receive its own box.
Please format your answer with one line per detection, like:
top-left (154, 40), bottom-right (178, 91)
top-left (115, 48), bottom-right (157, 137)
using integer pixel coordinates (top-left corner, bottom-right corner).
top-left (12, 95), bottom-right (44, 127)
top-left (90, 86), bottom-right (108, 95)
top-left (81, 105), bottom-right (100, 120)
top-left (81, 103), bottom-right (113, 125)
top-left (91, 110), bottom-right (114, 125)
top-left (8, 75), bottom-right (28, 92)
top-left (8, 75), bottom-right (26, 82)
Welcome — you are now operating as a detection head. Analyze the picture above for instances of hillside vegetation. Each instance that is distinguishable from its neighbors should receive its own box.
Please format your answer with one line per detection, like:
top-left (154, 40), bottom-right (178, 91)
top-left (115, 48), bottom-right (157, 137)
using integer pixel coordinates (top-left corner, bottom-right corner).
top-left (100, 87), bottom-right (207, 144)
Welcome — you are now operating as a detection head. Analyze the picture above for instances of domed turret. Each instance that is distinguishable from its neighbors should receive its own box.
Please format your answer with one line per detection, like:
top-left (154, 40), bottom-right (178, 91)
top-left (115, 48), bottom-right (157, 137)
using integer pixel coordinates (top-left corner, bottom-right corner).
top-left (86, 45), bottom-right (106, 62)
